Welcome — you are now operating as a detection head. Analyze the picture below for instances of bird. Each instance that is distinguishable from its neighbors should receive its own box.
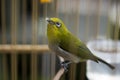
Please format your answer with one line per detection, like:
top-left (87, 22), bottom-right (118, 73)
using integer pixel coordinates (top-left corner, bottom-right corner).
top-left (46, 17), bottom-right (115, 70)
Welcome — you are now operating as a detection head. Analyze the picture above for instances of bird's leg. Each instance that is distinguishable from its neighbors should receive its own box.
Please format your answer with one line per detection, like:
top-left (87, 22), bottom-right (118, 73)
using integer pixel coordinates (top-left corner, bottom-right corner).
top-left (60, 60), bottom-right (71, 72)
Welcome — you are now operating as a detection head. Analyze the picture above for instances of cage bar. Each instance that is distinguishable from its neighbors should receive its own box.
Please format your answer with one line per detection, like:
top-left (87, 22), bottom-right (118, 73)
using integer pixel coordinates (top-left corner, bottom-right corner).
top-left (22, 0), bottom-right (27, 44)
top-left (1, 0), bottom-right (6, 44)
top-left (11, 0), bottom-right (18, 79)
top-left (69, 0), bottom-right (80, 80)
top-left (11, 54), bottom-right (17, 80)
top-left (22, 55), bottom-right (27, 80)
top-left (114, 1), bottom-right (119, 41)
top-left (106, 0), bottom-right (111, 39)
top-left (85, 0), bottom-right (90, 42)
top-left (2, 55), bottom-right (8, 80)
top-left (95, 0), bottom-right (101, 39)
top-left (0, 45), bottom-right (49, 53)
top-left (1, 0), bottom-right (8, 80)
top-left (31, 0), bottom-right (38, 80)
top-left (22, 0), bottom-right (27, 80)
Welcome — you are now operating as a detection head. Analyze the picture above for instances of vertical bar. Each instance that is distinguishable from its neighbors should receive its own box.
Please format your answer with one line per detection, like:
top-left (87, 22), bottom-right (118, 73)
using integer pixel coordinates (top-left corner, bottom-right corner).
top-left (95, 0), bottom-right (101, 39)
top-left (11, 54), bottom-right (17, 80)
top-left (1, 0), bottom-right (6, 44)
top-left (22, 0), bottom-right (27, 80)
top-left (31, 54), bottom-right (37, 80)
top-left (31, 0), bottom-right (35, 79)
top-left (43, 2), bottom-right (48, 17)
top-left (106, 0), bottom-right (111, 51)
top-left (42, 2), bottom-right (47, 42)
top-left (77, 63), bottom-right (86, 80)
top-left (74, 0), bottom-right (80, 36)
top-left (50, 1), bottom-right (56, 79)
top-left (95, 0), bottom-right (101, 50)
top-left (41, 1), bottom-right (47, 78)
top-left (31, 0), bottom-right (38, 80)
top-left (22, 0), bottom-right (27, 44)
top-left (22, 55), bottom-right (27, 80)
top-left (11, 0), bottom-right (15, 80)
top-left (55, 0), bottom-right (58, 17)
top-left (34, 0), bottom-right (38, 77)
top-left (69, 0), bottom-right (79, 80)
top-left (11, 0), bottom-right (18, 80)
top-left (114, 1), bottom-right (119, 41)
top-left (64, 0), bottom-right (67, 25)
top-left (42, 2), bottom-right (51, 80)
top-left (78, 0), bottom-right (86, 80)
top-left (50, 54), bottom-right (56, 79)
top-left (69, 0), bottom-right (73, 31)
top-left (85, 0), bottom-right (90, 42)
top-left (116, 1), bottom-right (120, 40)
top-left (2, 55), bottom-right (8, 80)
top-left (114, 0), bottom-right (119, 52)
top-left (11, 0), bottom-right (17, 44)
top-left (69, 64), bottom-right (76, 80)
top-left (106, 0), bottom-right (111, 39)
top-left (1, 0), bottom-right (8, 80)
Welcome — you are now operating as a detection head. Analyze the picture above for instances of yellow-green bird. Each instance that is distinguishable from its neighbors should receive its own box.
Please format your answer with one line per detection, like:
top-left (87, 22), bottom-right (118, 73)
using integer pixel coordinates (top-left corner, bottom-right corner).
top-left (46, 17), bottom-right (115, 69)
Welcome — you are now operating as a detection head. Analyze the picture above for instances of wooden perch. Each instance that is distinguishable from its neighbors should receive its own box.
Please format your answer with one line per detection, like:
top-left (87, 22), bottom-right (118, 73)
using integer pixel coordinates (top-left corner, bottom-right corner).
top-left (53, 56), bottom-right (65, 80)
top-left (53, 68), bottom-right (65, 80)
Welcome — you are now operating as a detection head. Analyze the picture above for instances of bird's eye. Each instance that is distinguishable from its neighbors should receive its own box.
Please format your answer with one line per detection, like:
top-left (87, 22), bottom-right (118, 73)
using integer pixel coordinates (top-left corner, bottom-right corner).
top-left (56, 22), bottom-right (61, 28)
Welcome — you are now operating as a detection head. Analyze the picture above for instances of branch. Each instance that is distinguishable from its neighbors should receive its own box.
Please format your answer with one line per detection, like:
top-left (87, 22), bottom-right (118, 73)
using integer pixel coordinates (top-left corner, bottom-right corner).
top-left (53, 68), bottom-right (65, 80)
top-left (53, 56), bottom-right (65, 80)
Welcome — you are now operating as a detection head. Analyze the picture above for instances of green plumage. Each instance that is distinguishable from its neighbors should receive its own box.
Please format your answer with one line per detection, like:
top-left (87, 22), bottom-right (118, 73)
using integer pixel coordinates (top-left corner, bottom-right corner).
top-left (59, 32), bottom-right (97, 62)
top-left (46, 17), bottom-right (115, 69)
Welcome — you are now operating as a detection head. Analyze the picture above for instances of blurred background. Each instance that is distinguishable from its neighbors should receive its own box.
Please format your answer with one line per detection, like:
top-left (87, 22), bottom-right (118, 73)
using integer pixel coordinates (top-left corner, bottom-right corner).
top-left (0, 0), bottom-right (120, 80)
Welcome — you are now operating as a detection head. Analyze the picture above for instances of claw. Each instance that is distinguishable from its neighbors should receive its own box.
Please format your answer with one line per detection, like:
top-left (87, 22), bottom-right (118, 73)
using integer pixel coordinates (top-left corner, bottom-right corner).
top-left (60, 61), bottom-right (71, 72)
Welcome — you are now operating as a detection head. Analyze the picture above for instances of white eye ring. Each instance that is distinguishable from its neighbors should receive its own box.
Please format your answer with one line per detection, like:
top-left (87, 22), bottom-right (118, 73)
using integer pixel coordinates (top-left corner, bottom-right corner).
top-left (56, 22), bottom-right (61, 28)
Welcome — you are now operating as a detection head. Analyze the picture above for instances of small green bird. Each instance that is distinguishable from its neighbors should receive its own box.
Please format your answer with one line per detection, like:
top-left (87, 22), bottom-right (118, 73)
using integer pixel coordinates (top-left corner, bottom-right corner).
top-left (46, 17), bottom-right (115, 69)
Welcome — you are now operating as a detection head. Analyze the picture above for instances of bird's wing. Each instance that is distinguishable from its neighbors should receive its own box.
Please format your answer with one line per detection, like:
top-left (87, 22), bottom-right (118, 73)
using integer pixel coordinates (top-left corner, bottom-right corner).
top-left (77, 42), bottom-right (98, 61)
top-left (59, 34), bottom-right (97, 61)
top-left (49, 44), bottom-right (80, 63)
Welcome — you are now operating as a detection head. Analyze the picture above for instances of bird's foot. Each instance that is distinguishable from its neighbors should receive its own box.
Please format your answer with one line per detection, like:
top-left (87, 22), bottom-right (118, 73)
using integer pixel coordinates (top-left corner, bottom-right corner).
top-left (60, 61), bottom-right (71, 72)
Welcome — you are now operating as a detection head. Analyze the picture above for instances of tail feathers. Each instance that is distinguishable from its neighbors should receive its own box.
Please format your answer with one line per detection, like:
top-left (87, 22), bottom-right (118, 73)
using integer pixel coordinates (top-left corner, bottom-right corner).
top-left (96, 57), bottom-right (115, 69)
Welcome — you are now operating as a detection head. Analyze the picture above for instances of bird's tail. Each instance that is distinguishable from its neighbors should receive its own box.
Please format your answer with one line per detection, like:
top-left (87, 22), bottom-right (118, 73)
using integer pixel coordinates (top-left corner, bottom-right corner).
top-left (96, 56), bottom-right (115, 69)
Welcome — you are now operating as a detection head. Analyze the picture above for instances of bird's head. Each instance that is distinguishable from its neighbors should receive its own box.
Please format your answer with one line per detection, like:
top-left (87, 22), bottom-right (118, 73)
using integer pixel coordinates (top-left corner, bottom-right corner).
top-left (46, 17), bottom-right (68, 31)
top-left (46, 17), bottom-right (69, 42)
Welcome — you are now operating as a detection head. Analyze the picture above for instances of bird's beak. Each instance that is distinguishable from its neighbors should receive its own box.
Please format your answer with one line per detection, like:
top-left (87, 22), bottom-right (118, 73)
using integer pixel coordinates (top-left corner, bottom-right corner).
top-left (46, 18), bottom-right (54, 25)
top-left (46, 18), bottom-right (51, 22)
